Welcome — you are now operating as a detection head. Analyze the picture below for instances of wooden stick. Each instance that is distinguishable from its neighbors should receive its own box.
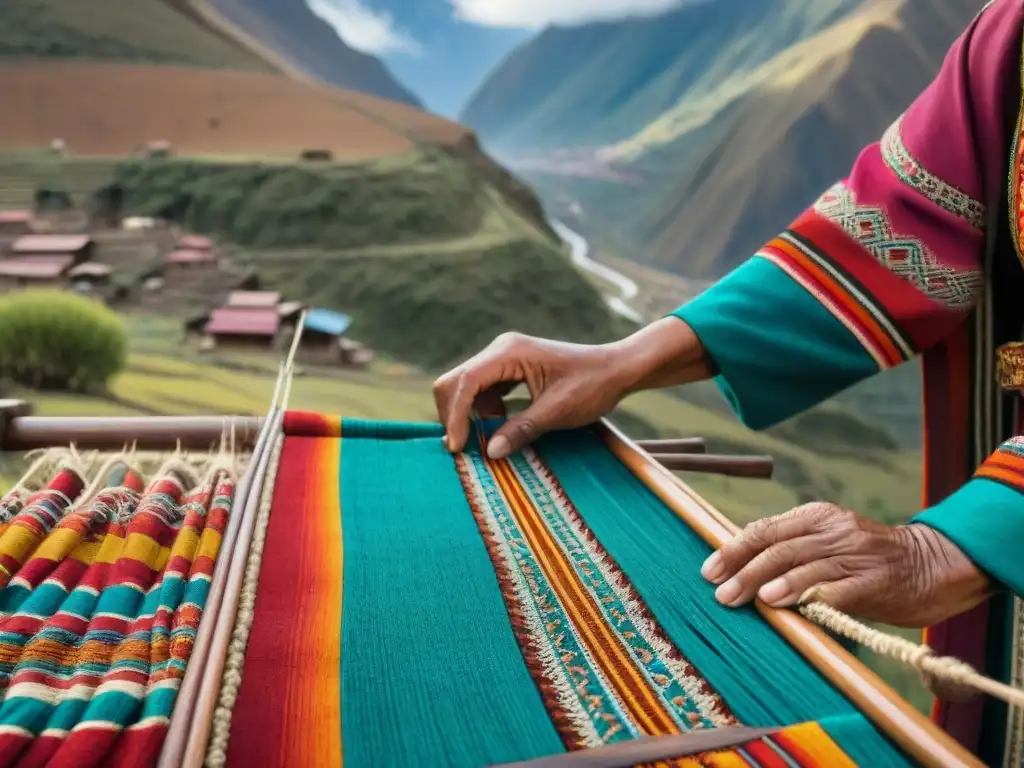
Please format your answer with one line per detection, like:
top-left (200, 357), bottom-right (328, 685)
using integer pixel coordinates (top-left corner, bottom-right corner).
top-left (179, 415), bottom-right (283, 768)
top-left (157, 410), bottom-right (278, 768)
top-left (2, 415), bottom-right (263, 451)
top-left (595, 419), bottom-right (982, 768)
top-left (493, 726), bottom-right (781, 768)
top-left (649, 453), bottom-right (773, 479)
top-left (635, 438), bottom-right (707, 454)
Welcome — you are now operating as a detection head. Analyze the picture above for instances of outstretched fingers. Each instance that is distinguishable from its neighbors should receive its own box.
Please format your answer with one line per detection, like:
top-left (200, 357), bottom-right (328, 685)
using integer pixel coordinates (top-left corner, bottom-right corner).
top-left (701, 504), bottom-right (847, 608)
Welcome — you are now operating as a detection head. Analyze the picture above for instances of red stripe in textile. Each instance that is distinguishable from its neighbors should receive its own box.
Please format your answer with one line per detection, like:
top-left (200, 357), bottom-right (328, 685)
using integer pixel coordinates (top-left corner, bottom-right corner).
top-left (225, 435), bottom-right (343, 768)
top-left (792, 210), bottom-right (968, 351)
top-left (761, 240), bottom-right (904, 367)
top-left (742, 739), bottom-right (794, 768)
top-left (283, 410), bottom-right (343, 437)
top-left (15, 733), bottom-right (62, 768)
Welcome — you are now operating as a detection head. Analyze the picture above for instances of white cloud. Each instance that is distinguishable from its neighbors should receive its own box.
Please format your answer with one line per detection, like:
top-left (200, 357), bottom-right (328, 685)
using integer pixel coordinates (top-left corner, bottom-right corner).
top-left (307, 0), bottom-right (421, 55)
top-left (449, 0), bottom-right (683, 28)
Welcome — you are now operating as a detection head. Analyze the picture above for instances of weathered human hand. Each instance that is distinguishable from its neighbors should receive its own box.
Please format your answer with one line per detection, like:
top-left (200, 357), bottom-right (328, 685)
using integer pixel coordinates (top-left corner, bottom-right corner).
top-left (699, 503), bottom-right (991, 628)
top-left (433, 318), bottom-right (711, 460)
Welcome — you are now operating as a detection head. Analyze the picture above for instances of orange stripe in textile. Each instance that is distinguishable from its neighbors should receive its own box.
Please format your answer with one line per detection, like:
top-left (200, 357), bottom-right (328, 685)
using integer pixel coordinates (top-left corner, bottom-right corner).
top-left (486, 456), bottom-right (679, 737)
top-left (771, 722), bottom-right (858, 768)
top-left (981, 453), bottom-right (1024, 474)
top-left (762, 239), bottom-right (905, 367)
top-left (225, 436), bottom-right (343, 768)
top-left (976, 465), bottom-right (1024, 489)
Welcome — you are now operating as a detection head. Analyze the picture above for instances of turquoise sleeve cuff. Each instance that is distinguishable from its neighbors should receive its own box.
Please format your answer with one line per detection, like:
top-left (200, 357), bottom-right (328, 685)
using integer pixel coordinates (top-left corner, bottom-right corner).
top-left (671, 257), bottom-right (879, 430)
top-left (913, 478), bottom-right (1024, 597)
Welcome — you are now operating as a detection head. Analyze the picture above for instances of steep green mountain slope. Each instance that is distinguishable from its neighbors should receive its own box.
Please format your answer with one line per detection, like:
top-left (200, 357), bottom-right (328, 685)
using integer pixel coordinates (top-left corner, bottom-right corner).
top-left (459, 0), bottom-right (864, 154)
top-left (632, 0), bottom-right (983, 278)
top-left (0, 0), bottom-right (422, 107)
top-left (0, 0), bottom-right (271, 70)
top-left (516, 0), bottom-right (982, 280)
top-left (205, 0), bottom-right (422, 106)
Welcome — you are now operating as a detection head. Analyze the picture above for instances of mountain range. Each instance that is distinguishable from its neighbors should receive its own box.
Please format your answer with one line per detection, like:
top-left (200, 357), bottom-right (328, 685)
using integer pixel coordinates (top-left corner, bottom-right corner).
top-left (204, 0), bottom-right (423, 106)
top-left (460, 0), bottom-right (986, 278)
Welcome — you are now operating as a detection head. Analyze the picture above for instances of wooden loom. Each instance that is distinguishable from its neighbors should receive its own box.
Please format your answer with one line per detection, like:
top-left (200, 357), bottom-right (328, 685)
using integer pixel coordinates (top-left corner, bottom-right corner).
top-left (0, 401), bottom-right (984, 768)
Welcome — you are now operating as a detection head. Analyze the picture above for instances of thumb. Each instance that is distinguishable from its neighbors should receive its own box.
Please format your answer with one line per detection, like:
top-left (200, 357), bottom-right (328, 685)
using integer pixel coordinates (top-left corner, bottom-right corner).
top-left (486, 397), bottom-right (560, 460)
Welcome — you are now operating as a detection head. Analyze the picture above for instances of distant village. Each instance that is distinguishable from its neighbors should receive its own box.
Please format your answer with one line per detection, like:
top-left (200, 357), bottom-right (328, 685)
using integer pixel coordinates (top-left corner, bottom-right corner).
top-left (0, 192), bottom-right (373, 370)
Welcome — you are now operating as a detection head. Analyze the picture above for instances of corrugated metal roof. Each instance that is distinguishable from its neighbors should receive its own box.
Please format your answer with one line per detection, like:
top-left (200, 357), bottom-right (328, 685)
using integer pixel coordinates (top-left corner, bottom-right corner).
top-left (0, 256), bottom-right (73, 278)
top-left (164, 249), bottom-right (216, 264)
top-left (11, 234), bottom-right (91, 253)
top-left (304, 308), bottom-right (352, 337)
top-left (178, 235), bottom-right (214, 251)
top-left (227, 290), bottom-right (281, 308)
top-left (204, 307), bottom-right (280, 336)
top-left (0, 211), bottom-right (31, 224)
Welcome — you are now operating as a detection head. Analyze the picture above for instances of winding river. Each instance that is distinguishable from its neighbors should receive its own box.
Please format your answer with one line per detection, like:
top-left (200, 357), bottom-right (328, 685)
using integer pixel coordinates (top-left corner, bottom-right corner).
top-left (549, 219), bottom-right (644, 323)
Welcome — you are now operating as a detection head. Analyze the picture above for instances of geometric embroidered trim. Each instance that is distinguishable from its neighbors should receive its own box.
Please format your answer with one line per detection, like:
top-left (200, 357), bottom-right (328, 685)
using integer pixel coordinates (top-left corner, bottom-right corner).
top-left (454, 445), bottom-right (736, 750)
top-left (975, 437), bottom-right (1024, 494)
top-left (813, 181), bottom-right (984, 308)
top-left (881, 114), bottom-right (986, 231)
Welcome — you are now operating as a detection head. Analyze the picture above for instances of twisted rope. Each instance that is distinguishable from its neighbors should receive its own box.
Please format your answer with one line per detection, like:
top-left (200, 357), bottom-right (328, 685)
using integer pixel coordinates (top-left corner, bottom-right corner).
top-left (800, 601), bottom-right (1024, 709)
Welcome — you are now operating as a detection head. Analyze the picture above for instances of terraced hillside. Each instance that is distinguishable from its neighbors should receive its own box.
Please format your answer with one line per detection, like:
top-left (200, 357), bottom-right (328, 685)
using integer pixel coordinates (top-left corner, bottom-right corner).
top-left (0, 62), bottom-right (464, 159)
top-left (0, 0), bottom-right (271, 70)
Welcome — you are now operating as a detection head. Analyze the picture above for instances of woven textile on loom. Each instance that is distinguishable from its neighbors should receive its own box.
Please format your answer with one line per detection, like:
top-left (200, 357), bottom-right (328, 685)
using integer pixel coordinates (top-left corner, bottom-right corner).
top-left (0, 457), bottom-right (232, 767)
top-left (217, 412), bottom-right (911, 767)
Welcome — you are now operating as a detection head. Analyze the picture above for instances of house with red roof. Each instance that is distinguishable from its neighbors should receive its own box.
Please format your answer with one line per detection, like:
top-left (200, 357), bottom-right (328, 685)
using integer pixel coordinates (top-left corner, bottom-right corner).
top-left (10, 234), bottom-right (94, 264)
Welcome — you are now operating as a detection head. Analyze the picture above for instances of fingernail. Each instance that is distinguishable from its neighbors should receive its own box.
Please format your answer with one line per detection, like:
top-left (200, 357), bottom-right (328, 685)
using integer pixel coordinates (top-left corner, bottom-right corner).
top-left (758, 577), bottom-right (792, 606)
top-left (715, 578), bottom-right (742, 606)
top-left (487, 435), bottom-right (511, 460)
top-left (700, 552), bottom-right (724, 583)
top-left (442, 435), bottom-right (450, 451)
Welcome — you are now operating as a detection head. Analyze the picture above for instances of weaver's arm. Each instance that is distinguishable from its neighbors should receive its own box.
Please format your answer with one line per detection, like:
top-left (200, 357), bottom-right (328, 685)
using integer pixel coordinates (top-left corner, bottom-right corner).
top-left (671, 0), bottom-right (1017, 430)
top-left (913, 440), bottom-right (1024, 597)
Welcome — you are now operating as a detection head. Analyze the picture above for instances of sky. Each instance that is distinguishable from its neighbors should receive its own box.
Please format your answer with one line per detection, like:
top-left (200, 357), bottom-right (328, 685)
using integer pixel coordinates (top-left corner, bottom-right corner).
top-left (304, 0), bottom-right (682, 116)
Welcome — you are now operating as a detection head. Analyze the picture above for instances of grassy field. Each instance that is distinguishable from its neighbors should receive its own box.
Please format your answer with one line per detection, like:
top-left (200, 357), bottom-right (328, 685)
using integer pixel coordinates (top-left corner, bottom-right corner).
top-left (0, 0), bottom-right (271, 71)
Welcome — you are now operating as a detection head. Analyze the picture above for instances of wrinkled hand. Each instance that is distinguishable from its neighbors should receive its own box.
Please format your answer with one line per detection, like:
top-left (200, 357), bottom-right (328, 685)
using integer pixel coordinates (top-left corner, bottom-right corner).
top-left (700, 503), bottom-right (991, 628)
top-left (434, 319), bottom-right (711, 460)
top-left (433, 332), bottom-right (630, 460)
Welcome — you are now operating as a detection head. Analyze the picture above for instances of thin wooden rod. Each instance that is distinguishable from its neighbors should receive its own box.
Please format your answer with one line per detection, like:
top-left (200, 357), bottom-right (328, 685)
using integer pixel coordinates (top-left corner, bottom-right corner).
top-left (157, 411), bottom-right (277, 768)
top-left (180, 415), bottom-right (283, 768)
top-left (649, 453), bottom-right (773, 479)
top-left (594, 419), bottom-right (982, 768)
top-left (2, 415), bottom-right (263, 451)
top-left (635, 438), bottom-right (707, 454)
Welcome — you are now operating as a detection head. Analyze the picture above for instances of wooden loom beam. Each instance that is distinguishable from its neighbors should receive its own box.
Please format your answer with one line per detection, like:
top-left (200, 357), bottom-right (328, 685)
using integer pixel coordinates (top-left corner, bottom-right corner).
top-left (595, 418), bottom-right (982, 768)
top-left (0, 411), bottom-right (777, 480)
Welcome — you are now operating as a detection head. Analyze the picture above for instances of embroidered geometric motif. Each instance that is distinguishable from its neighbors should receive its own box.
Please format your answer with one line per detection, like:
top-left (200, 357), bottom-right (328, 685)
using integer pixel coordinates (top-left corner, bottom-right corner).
top-left (813, 181), bottom-right (983, 308)
top-left (1002, 436), bottom-right (1024, 458)
top-left (881, 114), bottom-right (986, 230)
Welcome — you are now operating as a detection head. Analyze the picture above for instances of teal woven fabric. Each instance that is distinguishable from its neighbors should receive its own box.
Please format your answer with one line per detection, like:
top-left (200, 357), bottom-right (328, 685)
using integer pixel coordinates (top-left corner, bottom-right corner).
top-left (339, 434), bottom-right (562, 766)
top-left (339, 418), bottom-right (445, 439)
top-left (534, 428), bottom-right (910, 767)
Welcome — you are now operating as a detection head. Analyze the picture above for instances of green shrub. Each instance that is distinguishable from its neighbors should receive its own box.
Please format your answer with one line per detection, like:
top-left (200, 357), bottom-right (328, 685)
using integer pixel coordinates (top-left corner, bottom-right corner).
top-left (110, 158), bottom-right (485, 250)
top-left (0, 290), bottom-right (128, 391)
